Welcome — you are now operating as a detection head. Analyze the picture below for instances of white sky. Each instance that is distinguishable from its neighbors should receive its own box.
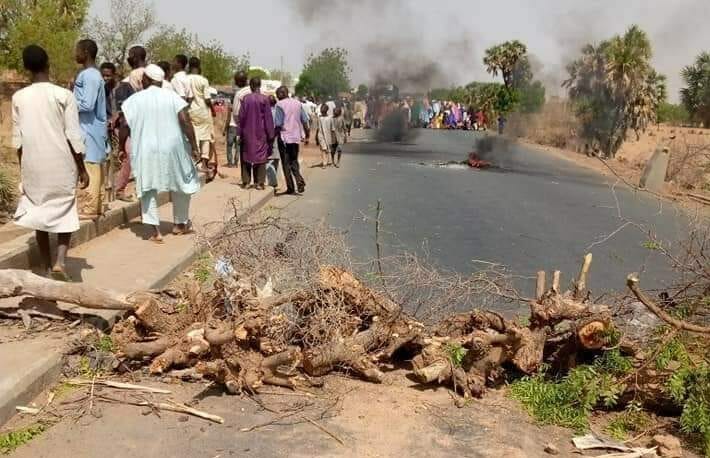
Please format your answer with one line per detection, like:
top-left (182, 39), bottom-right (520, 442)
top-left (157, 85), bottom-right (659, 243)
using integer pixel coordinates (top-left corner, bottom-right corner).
top-left (90, 0), bottom-right (710, 101)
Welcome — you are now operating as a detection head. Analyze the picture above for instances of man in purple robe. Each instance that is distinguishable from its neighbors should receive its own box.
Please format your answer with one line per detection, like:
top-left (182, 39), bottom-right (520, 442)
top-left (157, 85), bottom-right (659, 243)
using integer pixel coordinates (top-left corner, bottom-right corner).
top-left (238, 77), bottom-right (274, 190)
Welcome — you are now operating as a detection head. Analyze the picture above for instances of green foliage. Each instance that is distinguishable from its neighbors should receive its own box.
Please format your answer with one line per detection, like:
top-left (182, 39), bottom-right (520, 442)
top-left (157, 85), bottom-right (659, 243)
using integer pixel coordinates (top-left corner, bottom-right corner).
top-left (0, 424), bottom-right (46, 454)
top-left (146, 25), bottom-right (195, 63)
top-left (247, 67), bottom-right (270, 81)
top-left (198, 40), bottom-right (246, 85)
top-left (564, 25), bottom-right (665, 157)
top-left (483, 40), bottom-right (528, 89)
top-left (668, 364), bottom-right (710, 455)
top-left (356, 84), bottom-right (368, 99)
top-left (295, 48), bottom-right (351, 99)
top-left (642, 240), bottom-right (662, 250)
top-left (1, 0), bottom-right (90, 82)
top-left (657, 102), bottom-right (690, 125)
top-left (193, 254), bottom-right (213, 284)
top-left (96, 335), bottom-right (114, 353)
top-left (655, 335), bottom-right (692, 370)
top-left (510, 351), bottom-right (632, 431)
top-left (681, 51), bottom-right (710, 127)
top-left (87, 0), bottom-right (155, 68)
top-left (444, 343), bottom-right (468, 367)
top-left (146, 26), bottom-right (248, 85)
top-left (518, 80), bottom-right (546, 113)
top-left (606, 401), bottom-right (652, 440)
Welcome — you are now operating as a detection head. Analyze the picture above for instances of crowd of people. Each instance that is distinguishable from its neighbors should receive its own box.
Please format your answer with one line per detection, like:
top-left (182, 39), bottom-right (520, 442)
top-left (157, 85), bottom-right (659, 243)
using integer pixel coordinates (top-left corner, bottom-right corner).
top-left (360, 96), bottom-right (506, 133)
top-left (10, 40), bottom-right (333, 280)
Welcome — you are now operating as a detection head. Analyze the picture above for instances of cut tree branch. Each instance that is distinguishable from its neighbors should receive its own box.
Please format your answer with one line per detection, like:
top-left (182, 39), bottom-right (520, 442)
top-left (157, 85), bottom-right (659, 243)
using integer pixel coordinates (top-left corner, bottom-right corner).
top-left (627, 273), bottom-right (710, 334)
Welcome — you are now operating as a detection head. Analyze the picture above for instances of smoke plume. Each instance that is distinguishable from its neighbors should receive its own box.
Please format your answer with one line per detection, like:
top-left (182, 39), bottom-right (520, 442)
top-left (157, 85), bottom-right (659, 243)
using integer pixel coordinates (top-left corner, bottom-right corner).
top-left (288, 0), bottom-right (479, 93)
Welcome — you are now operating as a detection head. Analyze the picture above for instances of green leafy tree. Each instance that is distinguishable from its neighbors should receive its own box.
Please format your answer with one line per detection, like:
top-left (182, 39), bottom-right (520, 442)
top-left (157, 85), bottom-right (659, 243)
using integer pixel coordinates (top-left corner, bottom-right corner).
top-left (146, 25), bottom-right (195, 63)
top-left (483, 40), bottom-right (528, 89)
top-left (87, 0), bottom-right (155, 69)
top-left (518, 80), bottom-right (546, 113)
top-left (269, 69), bottom-right (293, 87)
top-left (356, 83), bottom-right (368, 99)
top-left (680, 51), bottom-right (710, 127)
top-left (657, 102), bottom-right (690, 125)
top-left (295, 48), bottom-right (351, 99)
top-left (564, 25), bottom-right (663, 157)
top-left (197, 41), bottom-right (245, 85)
top-left (247, 67), bottom-right (270, 80)
top-left (1, 0), bottom-right (90, 82)
top-left (146, 26), bottom-right (247, 85)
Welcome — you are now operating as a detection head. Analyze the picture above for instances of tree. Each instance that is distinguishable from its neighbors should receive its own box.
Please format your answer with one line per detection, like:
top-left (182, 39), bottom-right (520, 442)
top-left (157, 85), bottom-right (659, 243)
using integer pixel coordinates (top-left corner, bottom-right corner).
top-left (518, 80), bottom-right (546, 113)
top-left (197, 41), bottom-right (245, 85)
top-left (88, 0), bottom-right (155, 69)
top-left (146, 26), bottom-right (248, 85)
top-left (356, 83), bottom-right (368, 99)
top-left (564, 26), bottom-right (663, 157)
top-left (1, 0), bottom-right (90, 82)
top-left (146, 25), bottom-right (195, 63)
top-left (295, 48), bottom-right (351, 99)
top-left (657, 102), bottom-right (690, 126)
top-left (680, 51), bottom-right (710, 127)
top-left (483, 40), bottom-right (528, 89)
top-left (269, 69), bottom-right (293, 87)
top-left (247, 67), bottom-right (270, 81)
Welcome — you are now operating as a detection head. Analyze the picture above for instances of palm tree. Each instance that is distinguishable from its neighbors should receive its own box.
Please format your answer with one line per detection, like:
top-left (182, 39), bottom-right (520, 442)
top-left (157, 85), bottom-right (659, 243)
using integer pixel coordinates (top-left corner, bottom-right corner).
top-left (564, 26), bottom-right (659, 157)
top-left (483, 40), bottom-right (527, 89)
top-left (680, 52), bottom-right (710, 127)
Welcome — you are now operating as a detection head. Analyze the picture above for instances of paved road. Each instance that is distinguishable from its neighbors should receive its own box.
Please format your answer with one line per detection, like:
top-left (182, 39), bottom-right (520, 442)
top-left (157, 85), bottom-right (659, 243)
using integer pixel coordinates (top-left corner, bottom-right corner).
top-left (279, 129), bottom-right (686, 302)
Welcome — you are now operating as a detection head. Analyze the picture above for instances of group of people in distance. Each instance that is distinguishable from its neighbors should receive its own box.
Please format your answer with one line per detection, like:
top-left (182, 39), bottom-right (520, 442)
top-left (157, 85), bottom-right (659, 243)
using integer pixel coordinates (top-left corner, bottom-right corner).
top-left (10, 39), bottom-right (323, 281)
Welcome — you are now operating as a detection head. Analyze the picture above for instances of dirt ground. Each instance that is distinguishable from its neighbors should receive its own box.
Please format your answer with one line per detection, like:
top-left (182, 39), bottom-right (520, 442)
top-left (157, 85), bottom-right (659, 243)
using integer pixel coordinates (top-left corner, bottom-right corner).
top-left (5, 366), bottom-right (579, 458)
top-left (511, 102), bottom-right (710, 208)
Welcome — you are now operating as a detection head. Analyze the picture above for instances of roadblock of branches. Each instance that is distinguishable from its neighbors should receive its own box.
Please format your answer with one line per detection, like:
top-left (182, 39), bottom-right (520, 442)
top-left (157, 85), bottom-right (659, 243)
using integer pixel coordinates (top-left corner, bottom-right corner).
top-left (1, 211), bottom-right (707, 409)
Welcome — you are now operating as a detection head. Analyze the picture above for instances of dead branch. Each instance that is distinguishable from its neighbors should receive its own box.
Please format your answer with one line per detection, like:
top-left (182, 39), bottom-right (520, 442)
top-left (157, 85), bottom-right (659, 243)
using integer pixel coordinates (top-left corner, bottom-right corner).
top-left (627, 273), bottom-right (710, 334)
top-left (0, 269), bottom-right (133, 310)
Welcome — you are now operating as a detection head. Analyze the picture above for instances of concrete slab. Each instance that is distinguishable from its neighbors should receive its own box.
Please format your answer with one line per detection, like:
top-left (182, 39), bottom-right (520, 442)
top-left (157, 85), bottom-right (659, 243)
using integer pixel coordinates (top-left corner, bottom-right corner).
top-left (0, 178), bottom-right (274, 426)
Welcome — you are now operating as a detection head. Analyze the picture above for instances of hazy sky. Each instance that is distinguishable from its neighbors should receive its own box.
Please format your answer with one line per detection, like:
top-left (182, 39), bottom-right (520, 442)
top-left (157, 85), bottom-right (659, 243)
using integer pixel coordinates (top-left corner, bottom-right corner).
top-left (90, 0), bottom-right (710, 100)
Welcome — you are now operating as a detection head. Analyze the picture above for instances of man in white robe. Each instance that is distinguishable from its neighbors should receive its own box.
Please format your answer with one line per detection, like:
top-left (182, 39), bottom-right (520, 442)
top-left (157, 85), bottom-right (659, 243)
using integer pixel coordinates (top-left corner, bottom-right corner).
top-left (12, 45), bottom-right (90, 279)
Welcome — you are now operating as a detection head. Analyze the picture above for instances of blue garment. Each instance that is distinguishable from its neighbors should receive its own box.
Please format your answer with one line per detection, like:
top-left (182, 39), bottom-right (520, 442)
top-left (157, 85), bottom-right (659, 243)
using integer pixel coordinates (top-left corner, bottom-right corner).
top-left (73, 67), bottom-right (107, 163)
top-left (122, 86), bottom-right (200, 198)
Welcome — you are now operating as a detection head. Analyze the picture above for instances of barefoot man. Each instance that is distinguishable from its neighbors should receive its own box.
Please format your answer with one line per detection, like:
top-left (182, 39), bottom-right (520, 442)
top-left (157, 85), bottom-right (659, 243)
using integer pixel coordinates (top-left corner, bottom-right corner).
top-left (119, 64), bottom-right (201, 243)
top-left (12, 45), bottom-right (90, 279)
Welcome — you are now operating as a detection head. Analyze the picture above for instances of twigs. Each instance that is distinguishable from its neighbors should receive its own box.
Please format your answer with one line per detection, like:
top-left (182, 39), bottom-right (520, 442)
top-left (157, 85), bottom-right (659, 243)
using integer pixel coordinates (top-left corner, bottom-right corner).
top-left (65, 379), bottom-right (172, 394)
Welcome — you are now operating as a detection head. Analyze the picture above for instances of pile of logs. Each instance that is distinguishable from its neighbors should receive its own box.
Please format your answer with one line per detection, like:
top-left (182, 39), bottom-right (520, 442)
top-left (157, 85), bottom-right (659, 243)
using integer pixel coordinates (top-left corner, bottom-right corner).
top-left (0, 253), bottom-right (617, 400)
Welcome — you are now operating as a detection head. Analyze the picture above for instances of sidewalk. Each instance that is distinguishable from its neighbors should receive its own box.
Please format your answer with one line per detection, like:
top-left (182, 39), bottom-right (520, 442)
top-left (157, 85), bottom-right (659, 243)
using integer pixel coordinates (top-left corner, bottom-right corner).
top-left (0, 169), bottom-right (272, 426)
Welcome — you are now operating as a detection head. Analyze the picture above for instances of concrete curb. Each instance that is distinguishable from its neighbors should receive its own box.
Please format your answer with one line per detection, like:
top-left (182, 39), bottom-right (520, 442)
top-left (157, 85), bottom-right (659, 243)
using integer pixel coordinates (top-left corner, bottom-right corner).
top-left (0, 341), bottom-right (64, 428)
top-left (0, 187), bottom-right (275, 427)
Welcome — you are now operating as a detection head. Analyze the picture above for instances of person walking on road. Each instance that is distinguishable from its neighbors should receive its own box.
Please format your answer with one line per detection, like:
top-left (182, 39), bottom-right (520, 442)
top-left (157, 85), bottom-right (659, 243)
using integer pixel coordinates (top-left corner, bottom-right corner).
top-left (238, 77), bottom-right (275, 190)
top-left (119, 65), bottom-right (201, 244)
top-left (73, 38), bottom-right (107, 219)
top-left (224, 71), bottom-right (249, 168)
top-left (316, 103), bottom-right (335, 168)
top-left (113, 45), bottom-right (147, 202)
top-left (12, 45), bottom-right (90, 280)
top-left (332, 106), bottom-right (347, 167)
top-left (274, 86), bottom-right (309, 194)
top-left (187, 57), bottom-right (215, 174)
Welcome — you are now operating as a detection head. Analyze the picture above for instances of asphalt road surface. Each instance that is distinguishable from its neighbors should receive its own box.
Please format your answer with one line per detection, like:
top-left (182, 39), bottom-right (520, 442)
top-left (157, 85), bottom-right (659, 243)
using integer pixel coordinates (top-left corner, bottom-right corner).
top-left (279, 129), bottom-right (686, 304)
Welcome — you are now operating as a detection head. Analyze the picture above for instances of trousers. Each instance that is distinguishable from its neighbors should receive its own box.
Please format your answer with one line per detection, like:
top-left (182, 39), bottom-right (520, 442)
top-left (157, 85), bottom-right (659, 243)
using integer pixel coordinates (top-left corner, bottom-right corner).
top-left (83, 162), bottom-right (106, 215)
top-left (140, 190), bottom-right (191, 227)
top-left (278, 140), bottom-right (306, 192)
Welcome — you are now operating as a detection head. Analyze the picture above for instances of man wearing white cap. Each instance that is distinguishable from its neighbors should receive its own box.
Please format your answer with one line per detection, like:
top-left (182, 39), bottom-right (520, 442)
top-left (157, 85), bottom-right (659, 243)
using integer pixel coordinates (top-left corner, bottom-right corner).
top-left (119, 64), bottom-right (201, 243)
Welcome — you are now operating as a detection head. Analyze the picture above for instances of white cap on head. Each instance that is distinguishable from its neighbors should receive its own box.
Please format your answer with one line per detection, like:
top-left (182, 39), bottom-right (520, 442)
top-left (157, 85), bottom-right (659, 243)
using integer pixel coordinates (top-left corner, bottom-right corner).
top-left (144, 64), bottom-right (164, 83)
